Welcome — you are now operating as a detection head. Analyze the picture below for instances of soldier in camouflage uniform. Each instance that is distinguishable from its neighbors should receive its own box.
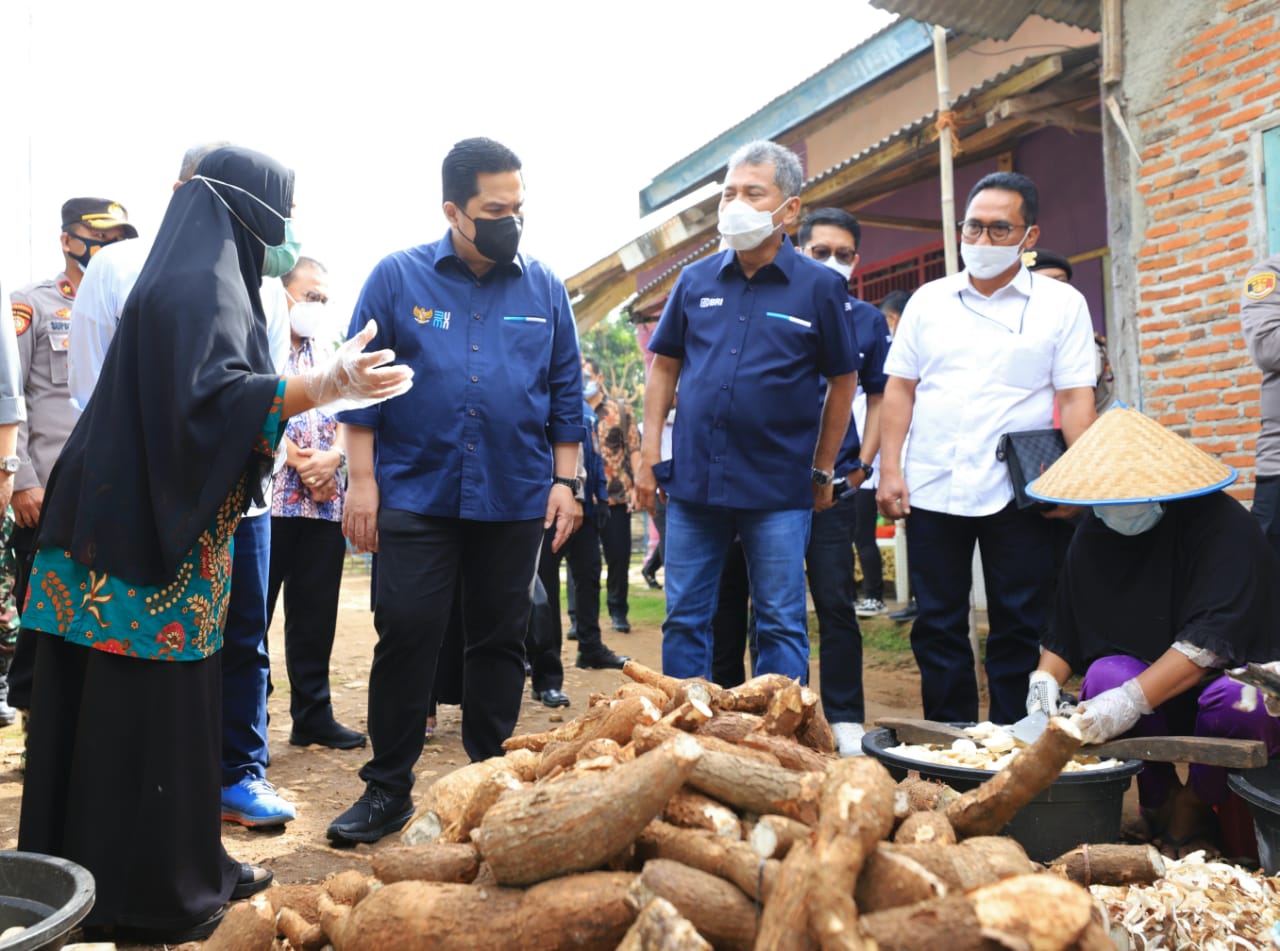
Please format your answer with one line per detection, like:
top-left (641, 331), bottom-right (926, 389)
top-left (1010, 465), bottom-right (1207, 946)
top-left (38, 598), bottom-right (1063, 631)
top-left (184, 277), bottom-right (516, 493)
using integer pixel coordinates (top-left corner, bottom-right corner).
top-left (0, 283), bottom-right (26, 726)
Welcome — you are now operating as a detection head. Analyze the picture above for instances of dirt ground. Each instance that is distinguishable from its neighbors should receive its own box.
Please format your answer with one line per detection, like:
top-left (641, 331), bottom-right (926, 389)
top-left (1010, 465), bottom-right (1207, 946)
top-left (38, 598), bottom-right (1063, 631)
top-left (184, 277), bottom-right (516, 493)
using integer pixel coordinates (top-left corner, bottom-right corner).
top-left (0, 561), bottom-right (1031, 948)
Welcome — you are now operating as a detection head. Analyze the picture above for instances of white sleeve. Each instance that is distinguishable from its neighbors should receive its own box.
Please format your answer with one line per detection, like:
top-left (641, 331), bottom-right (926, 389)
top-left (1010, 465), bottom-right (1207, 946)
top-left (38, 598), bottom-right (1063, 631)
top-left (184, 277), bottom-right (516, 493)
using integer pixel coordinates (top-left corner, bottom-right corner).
top-left (263, 278), bottom-right (292, 372)
top-left (68, 252), bottom-right (124, 412)
top-left (1051, 292), bottom-right (1098, 391)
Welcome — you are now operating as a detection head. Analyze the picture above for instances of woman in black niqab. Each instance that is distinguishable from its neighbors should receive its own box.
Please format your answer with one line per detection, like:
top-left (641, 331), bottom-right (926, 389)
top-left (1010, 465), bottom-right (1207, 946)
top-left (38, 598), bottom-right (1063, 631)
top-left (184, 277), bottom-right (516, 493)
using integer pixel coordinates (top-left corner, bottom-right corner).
top-left (16, 146), bottom-right (410, 944)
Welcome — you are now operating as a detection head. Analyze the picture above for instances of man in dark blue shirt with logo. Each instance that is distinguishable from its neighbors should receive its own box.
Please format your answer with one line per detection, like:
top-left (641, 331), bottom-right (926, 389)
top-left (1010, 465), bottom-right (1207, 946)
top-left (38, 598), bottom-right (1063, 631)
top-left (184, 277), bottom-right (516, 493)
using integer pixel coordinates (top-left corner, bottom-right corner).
top-left (636, 140), bottom-right (858, 682)
top-left (329, 138), bottom-right (584, 845)
top-left (796, 208), bottom-right (890, 755)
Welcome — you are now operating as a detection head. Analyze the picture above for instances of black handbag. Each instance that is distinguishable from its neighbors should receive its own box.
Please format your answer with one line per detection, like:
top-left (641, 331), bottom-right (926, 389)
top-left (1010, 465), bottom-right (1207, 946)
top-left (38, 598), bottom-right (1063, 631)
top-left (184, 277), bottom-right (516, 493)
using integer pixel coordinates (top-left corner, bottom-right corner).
top-left (996, 428), bottom-right (1067, 509)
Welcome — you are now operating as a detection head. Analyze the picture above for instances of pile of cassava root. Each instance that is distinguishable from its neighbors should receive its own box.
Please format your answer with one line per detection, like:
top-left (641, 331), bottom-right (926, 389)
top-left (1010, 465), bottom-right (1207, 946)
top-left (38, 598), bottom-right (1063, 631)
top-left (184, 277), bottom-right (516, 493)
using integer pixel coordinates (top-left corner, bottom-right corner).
top-left (212, 661), bottom-right (1143, 950)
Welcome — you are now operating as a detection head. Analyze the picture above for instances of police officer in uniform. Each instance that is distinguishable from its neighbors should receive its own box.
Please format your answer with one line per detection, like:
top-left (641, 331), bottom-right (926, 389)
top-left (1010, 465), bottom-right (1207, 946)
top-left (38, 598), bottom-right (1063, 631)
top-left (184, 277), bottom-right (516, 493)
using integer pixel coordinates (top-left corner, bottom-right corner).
top-left (1242, 252), bottom-right (1280, 562)
top-left (4, 198), bottom-right (136, 711)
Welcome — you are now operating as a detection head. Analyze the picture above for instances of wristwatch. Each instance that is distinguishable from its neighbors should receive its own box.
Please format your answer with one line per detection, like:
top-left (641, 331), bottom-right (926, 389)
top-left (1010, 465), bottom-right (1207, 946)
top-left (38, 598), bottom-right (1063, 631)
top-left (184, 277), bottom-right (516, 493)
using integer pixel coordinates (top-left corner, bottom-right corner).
top-left (553, 475), bottom-right (583, 496)
top-left (0, 456), bottom-right (19, 474)
top-left (811, 467), bottom-right (834, 487)
top-left (853, 461), bottom-right (874, 481)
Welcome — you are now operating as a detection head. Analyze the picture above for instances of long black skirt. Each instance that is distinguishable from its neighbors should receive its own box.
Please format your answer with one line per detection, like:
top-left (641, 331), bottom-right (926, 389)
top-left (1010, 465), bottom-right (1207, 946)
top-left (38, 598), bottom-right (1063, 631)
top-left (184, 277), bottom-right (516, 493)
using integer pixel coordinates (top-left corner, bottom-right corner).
top-left (18, 633), bottom-right (238, 932)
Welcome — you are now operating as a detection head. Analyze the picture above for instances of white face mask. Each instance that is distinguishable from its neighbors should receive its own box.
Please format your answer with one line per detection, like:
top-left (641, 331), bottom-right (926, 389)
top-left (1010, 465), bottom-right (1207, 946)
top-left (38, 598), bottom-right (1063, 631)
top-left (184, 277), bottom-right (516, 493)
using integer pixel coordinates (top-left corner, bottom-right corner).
top-left (286, 291), bottom-right (327, 339)
top-left (718, 199), bottom-right (785, 251)
top-left (822, 255), bottom-right (853, 282)
top-left (960, 236), bottom-right (1027, 280)
top-left (1094, 502), bottom-right (1165, 536)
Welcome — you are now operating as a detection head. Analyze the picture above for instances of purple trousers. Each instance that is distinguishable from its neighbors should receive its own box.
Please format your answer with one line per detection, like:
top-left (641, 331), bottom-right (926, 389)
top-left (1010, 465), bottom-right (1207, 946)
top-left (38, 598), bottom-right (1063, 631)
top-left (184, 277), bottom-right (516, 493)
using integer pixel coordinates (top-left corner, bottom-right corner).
top-left (1082, 654), bottom-right (1280, 810)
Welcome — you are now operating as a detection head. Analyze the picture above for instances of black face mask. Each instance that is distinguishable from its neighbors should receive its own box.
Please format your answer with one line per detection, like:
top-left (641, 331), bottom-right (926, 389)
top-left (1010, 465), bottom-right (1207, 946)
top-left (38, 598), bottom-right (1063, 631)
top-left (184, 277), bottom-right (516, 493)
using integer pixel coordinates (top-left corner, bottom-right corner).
top-left (65, 232), bottom-right (116, 270)
top-left (460, 212), bottom-right (523, 265)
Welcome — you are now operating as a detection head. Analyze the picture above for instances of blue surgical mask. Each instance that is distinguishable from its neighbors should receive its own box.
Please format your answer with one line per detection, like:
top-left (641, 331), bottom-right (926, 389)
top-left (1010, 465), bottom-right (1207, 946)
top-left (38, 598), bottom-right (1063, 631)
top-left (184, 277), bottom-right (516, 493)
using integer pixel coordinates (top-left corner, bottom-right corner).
top-left (583, 377), bottom-right (600, 399)
top-left (194, 174), bottom-right (299, 277)
top-left (1094, 502), bottom-right (1165, 536)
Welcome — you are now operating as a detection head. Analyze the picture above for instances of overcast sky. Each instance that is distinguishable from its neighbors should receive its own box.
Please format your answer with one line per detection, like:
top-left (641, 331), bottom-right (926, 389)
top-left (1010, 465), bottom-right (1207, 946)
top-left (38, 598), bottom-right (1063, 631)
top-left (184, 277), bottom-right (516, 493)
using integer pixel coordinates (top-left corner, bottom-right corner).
top-left (0, 0), bottom-right (895, 314)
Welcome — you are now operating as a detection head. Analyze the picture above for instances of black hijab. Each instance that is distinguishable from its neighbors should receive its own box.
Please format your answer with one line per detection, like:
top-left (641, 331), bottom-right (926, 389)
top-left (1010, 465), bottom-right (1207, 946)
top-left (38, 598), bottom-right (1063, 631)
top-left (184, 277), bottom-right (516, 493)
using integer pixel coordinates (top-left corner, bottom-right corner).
top-left (37, 146), bottom-right (295, 585)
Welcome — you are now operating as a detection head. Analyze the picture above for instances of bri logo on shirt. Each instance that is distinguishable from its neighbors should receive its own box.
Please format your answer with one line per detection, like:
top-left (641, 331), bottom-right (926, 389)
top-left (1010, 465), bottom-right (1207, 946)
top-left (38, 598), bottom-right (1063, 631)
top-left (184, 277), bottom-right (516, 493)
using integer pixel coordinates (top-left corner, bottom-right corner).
top-left (413, 306), bottom-right (451, 329)
top-left (699, 297), bottom-right (724, 308)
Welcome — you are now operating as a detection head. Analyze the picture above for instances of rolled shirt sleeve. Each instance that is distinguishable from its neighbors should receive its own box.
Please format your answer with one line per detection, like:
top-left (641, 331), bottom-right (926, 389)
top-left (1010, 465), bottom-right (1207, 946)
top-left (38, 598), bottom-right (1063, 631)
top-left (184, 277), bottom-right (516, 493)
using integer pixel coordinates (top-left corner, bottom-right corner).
top-left (545, 282), bottom-right (584, 444)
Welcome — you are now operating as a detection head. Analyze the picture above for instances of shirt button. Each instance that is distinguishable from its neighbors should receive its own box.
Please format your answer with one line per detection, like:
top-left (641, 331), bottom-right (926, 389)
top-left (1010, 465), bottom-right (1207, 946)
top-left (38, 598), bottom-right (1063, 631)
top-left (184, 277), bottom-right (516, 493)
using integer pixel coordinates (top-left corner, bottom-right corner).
top-left (721, 383), bottom-right (728, 390)
top-left (467, 443), bottom-right (475, 452)
top-left (730, 348), bottom-right (738, 354)
top-left (473, 313), bottom-right (481, 320)
top-left (468, 409), bottom-right (477, 416)
top-left (471, 375), bottom-right (479, 383)
top-left (472, 344), bottom-right (480, 351)
top-left (738, 316), bottom-right (746, 322)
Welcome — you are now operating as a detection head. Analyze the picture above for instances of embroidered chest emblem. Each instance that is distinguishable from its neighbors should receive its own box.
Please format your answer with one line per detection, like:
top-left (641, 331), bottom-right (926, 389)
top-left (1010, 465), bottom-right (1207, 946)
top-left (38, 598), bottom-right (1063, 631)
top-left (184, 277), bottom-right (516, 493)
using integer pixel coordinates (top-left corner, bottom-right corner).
top-left (414, 306), bottom-right (451, 329)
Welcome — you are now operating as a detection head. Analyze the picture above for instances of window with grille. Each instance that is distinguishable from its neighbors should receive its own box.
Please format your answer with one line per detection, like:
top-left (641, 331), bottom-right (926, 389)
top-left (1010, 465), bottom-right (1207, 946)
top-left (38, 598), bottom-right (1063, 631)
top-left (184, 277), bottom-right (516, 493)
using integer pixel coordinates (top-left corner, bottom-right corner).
top-left (852, 243), bottom-right (947, 304)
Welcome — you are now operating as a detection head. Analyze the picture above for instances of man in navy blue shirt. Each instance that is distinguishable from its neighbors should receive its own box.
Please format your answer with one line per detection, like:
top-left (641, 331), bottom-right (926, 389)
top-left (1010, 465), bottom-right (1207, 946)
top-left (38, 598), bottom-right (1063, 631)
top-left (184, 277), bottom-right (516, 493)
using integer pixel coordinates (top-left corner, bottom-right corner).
top-left (329, 138), bottom-right (584, 845)
top-left (636, 140), bottom-right (858, 682)
top-left (796, 208), bottom-right (890, 755)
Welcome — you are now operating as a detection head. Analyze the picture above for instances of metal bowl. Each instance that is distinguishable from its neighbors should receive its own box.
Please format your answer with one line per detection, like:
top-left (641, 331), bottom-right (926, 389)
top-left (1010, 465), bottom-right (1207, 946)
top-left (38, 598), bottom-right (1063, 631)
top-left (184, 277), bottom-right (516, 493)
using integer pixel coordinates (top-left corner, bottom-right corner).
top-left (0, 852), bottom-right (95, 951)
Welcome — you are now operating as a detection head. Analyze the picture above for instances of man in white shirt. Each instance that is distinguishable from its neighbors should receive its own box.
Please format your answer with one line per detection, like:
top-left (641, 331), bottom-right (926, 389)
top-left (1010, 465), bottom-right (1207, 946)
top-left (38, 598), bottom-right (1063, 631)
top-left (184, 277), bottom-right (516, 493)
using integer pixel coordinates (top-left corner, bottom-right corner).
top-left (877, 172), bottom-right (1097, 726)
top-left (61, 142), bottom-right (297, 830)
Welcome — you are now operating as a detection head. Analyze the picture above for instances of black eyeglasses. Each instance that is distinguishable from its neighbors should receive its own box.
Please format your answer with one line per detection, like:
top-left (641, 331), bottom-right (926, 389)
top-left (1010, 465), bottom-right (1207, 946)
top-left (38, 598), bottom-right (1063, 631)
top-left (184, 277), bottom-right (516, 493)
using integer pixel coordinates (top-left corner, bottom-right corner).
top-left (959, 220), bottom-right (1028, 242)
top-left (806, 244), bottom-right (857, 265)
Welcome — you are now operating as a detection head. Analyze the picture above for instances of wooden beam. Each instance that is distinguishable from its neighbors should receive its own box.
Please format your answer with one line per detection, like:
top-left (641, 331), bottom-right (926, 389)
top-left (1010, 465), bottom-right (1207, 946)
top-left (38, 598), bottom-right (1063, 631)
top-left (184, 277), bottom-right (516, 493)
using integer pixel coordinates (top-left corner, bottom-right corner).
top-left (565, 253), bottom-right (623, 297)
top-left (573, 273), bottom-right (638, 332)
top-left (983, 83), bottom-right (1100, 125)
top-left (1102, 0), bottom-right (1123, 85)
top-left (852, 213), bottom-right (945, 233)
top-left (1032, 107), bottom-right (1103, 135)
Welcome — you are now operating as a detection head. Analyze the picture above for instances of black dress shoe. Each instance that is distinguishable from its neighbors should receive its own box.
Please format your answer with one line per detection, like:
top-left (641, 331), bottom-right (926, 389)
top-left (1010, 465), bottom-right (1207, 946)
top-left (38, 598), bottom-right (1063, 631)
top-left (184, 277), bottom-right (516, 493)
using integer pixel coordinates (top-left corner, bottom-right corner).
top-left (289, 722), bottom-right (368, 750)
top-left (566, 626), bottom-right (578, 641)
top-left (327, 785), bottom-right (414, 845)
top-left (532, 687), bottom-right (571, 707)
top-left (888, 598), bottom-right (919, 622)
top-left (611, 615), bottom-right (632, 633)
top-left (576, 649), bottom-right (630, 670)
top-left (231, 863), bottom-right (274, 900)
top-left (641, 569), bottom-right (662, 589)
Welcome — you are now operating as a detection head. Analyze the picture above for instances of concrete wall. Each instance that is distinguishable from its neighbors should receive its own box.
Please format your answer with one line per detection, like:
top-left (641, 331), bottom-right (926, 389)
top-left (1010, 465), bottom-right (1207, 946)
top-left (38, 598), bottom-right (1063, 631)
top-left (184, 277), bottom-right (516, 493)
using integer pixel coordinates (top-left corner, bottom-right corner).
top-left (1106, 0), bottom-right (1278, 501)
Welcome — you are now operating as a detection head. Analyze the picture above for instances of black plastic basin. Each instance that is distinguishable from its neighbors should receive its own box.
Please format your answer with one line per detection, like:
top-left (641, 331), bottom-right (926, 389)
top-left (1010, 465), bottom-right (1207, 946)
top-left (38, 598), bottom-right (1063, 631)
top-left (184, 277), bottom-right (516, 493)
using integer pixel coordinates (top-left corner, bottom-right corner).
top-left (0, 852), bottom-right (95, 951)
top-left (863, 726), bottom-right (1143, 862)
top-left (1228, 761), bottom-right (1280, 875)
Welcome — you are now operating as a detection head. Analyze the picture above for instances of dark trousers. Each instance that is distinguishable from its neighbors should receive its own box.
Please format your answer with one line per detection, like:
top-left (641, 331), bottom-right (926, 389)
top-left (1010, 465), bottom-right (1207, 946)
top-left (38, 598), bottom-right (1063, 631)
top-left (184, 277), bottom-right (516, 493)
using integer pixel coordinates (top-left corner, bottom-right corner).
top-left (362, 510), bottom-right (542, 794)
top-left (564, 513), bottom-right (609, 657)
top-left (905, 502), bottom-right (1056, 725)
top-left (806, 494), bottom-right (863, 722)
top-left (601, 503), bottom-right (632, 620)
top-left (642, 495), bottom-right (667, 577)
top-left (853, 488), bottom-right (883, 602)
top-left (527, 529), bottom-right (564, 693)
top-left (266, 516), bottom-right (347, 733)
top-left (221, 513), bottom-right (272, 785)
top-left (5, 523), bottom-right (40, 709)
top-left (1253, 474), bottom-right (1280, 563)
top-left (711, 541), bottom-right (753, 687)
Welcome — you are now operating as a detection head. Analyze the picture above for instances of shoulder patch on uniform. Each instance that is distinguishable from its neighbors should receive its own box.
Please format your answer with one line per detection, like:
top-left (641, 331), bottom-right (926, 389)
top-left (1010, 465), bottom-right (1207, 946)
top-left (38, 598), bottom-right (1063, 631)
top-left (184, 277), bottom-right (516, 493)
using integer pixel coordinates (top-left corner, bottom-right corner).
top-left (1246, 271), bottom-right (1276, 301)
top-left (57, 278), bottom-right (75, 300)
top-left (11, 303), bottom-right (32, 337)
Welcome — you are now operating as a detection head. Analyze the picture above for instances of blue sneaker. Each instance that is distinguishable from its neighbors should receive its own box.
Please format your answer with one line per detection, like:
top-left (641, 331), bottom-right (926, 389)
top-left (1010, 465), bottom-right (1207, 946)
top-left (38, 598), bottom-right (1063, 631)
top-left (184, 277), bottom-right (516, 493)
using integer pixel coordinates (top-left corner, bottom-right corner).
top-left (221, 776), bottom-right (296, 828)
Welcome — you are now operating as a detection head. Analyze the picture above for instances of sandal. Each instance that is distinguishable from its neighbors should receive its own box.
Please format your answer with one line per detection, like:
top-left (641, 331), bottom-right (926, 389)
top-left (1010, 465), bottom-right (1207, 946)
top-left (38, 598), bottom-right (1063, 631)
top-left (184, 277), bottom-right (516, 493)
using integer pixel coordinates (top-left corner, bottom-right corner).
top-left (231, 863), bottom-right (274, 900)
top-left (425, 716), bottom-right (437, 741)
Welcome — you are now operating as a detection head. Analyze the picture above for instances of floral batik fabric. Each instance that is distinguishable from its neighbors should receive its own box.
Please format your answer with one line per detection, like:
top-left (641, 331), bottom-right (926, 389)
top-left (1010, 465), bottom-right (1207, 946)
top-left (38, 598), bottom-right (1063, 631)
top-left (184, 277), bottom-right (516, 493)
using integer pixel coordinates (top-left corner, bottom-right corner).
top-left (20, 381), bottom-right (286, 662)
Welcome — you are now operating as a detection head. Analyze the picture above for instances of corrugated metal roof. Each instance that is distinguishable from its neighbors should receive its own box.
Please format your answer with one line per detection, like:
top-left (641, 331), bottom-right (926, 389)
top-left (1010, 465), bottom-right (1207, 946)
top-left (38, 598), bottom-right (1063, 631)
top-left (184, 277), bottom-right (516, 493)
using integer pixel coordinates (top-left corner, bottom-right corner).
top-left (867, 0), bottom-right (1100, 40)
top-left (638, 18), bottom-right (934, 216)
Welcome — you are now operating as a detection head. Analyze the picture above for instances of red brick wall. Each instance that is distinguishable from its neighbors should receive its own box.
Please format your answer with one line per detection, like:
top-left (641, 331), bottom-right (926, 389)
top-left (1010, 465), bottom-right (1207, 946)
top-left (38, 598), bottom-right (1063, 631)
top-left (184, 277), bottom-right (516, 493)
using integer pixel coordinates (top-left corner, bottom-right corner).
top-left (1131, 0), bottom-right (1277, 502)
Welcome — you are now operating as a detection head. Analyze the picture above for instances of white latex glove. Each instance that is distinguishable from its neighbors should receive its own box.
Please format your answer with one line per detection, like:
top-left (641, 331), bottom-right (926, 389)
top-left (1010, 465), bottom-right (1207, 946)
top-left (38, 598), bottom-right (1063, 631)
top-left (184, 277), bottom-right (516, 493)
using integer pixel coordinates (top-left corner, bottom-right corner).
top-left (1026, 670), bottom-right (1060, 718)
top-left (1074, 678), bottom-right (1153, 745)
top-left (303, 319), bottom-right (414, 412)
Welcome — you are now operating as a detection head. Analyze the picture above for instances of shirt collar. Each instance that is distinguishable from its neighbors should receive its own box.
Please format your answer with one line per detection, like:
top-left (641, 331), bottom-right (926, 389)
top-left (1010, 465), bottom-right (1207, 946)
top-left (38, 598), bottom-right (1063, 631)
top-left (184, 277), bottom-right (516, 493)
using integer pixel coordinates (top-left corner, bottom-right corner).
top-left (715, 233), bottom-right (798, 284)
top-left (435, 228), bottom-right (526, 280)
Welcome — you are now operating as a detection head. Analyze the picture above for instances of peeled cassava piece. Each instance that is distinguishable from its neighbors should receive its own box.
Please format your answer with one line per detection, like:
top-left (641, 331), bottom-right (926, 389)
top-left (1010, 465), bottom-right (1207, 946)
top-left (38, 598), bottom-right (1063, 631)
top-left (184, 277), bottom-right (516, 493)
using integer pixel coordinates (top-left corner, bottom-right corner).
top-left (474, 734), bottom-right (703, 885)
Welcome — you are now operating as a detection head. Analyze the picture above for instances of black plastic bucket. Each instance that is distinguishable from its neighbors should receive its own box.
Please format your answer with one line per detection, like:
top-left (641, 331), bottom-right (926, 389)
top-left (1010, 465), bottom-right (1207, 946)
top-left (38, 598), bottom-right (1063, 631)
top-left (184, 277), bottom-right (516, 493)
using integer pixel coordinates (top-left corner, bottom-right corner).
top-left (1227, 761), bottom-right (1280, 875)
top-left (0, 852), bottom-right (95, 951)
top-left (863, 727), bottom-right (1144, 863)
